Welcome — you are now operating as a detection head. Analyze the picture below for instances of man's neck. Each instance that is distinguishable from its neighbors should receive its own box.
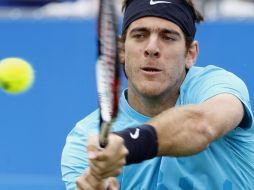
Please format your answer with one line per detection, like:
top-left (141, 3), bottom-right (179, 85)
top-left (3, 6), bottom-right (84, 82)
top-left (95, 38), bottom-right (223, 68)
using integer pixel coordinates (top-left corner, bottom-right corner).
top-left (127, 88), bottom-right (179, 117)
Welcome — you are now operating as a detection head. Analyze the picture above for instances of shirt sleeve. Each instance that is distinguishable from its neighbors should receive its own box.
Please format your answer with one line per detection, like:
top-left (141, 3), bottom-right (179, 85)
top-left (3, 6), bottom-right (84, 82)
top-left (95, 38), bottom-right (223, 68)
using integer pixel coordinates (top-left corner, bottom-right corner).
top-left (185, 66), bottom-right (253, 129)
top-left (61, 118), bottom-right (99, 190)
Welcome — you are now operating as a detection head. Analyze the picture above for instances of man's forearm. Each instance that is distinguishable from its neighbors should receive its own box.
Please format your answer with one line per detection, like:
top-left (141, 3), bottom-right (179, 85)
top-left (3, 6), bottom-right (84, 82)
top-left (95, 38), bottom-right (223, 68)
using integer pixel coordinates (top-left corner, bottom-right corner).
top-left (149, 104), bottom-right (212, 156)
top-left (149, 94), bottom-right (244, 156)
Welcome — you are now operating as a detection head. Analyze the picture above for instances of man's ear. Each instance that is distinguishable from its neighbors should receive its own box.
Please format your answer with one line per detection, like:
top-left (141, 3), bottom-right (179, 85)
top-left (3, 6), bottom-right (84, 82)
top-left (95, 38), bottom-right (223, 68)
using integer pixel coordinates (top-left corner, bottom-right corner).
top-left (118, 35), bottom-right (125, 64)
top-left (186, 40), bottom-right (199, 69)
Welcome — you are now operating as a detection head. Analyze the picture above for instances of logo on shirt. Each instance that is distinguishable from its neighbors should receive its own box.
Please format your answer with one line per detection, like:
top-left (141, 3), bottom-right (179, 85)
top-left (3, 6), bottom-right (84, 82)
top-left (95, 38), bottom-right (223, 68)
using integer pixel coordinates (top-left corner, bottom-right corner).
top-left (150, 0), bottom-right (172, 5)
top-left (130, 128), bottom-right (140, 139)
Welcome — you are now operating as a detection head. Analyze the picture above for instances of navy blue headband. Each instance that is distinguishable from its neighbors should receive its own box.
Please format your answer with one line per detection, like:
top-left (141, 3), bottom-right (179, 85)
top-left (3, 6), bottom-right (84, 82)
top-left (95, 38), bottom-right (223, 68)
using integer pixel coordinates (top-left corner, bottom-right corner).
top-left (122, 0), bottom-right (196, 39)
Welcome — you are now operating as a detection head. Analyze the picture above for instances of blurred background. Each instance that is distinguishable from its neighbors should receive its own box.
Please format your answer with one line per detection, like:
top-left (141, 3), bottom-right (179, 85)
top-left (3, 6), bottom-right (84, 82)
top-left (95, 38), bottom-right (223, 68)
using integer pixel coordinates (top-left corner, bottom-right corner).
top-left (0, 0), bottom-right (253, 189)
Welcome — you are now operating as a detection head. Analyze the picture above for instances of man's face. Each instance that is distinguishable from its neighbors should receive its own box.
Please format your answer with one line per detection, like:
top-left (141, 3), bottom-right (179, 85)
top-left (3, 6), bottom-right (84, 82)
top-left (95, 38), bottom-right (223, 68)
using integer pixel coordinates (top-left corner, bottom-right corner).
top-left (122, 16), bottom-right (193, 99)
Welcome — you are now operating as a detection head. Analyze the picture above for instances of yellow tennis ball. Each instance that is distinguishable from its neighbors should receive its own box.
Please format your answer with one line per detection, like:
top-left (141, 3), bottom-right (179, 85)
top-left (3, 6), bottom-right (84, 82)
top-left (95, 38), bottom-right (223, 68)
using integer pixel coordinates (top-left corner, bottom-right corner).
top-left (0, 58), bottom-right (35, 94)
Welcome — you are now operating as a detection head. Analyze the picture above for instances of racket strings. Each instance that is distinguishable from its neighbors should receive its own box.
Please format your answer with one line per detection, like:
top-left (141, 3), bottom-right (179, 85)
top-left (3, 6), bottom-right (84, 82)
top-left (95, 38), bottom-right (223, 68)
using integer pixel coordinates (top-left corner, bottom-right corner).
top-left (97, 0), bottom-right (120, 124)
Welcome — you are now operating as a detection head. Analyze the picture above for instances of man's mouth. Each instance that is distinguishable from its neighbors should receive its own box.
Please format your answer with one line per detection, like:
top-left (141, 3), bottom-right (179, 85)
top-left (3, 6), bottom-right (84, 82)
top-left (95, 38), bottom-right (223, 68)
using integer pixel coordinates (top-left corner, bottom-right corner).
top-left (142, 67), bottom-right (161, 72)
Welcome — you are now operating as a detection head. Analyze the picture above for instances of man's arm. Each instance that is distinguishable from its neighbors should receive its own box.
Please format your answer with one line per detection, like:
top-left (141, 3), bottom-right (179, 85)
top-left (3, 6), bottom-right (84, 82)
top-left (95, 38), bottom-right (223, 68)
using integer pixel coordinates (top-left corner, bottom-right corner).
top-left (76, 169), bottom-right (119, 190)
top-left (88, 93), bottom-right (244, 179)
top-left (150, 93), bottom-right (244, 156)
top-left (75, 136), bottom-right (123, 190)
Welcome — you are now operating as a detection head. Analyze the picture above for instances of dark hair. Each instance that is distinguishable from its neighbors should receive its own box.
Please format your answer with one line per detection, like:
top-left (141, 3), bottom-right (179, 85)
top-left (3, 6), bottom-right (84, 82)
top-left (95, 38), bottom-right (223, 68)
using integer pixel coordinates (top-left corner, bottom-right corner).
top-left (121, 0), bottom-right (204, 50)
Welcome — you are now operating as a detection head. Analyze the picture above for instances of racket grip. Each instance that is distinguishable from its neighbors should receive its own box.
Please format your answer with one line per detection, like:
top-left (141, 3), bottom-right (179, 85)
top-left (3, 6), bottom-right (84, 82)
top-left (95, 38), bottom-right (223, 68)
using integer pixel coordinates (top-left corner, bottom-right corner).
top-left (99, 122), bottom-right (112, 148)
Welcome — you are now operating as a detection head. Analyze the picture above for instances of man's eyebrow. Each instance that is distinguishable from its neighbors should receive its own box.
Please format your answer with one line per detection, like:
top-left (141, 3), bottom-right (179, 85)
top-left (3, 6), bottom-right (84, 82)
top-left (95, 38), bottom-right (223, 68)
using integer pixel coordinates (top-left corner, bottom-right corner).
top-left (129, 27), bottom-right (149, 34)
top-left (161, 28), bottom-right (181, 38)
top-left (129, 27), bottom-right (181, 37)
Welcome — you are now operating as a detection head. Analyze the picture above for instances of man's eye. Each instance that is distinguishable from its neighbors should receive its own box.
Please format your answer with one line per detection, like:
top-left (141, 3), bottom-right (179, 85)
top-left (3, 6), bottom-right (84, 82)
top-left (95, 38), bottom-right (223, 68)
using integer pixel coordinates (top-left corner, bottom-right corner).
top-left (163, 36), bottom-right (176, 41)
top-left (133, 34), bottom-right (145, 39)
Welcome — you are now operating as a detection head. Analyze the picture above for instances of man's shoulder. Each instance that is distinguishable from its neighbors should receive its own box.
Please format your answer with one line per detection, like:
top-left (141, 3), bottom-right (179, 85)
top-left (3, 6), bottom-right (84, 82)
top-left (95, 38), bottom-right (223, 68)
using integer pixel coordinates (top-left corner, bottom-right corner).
top-left (179, 64), bottom-right (249, 105)
top-left (186, 65), bottom-right (243, 84)
top-left (189, 65), bottom-right (230, 77)
top-left (68, 109), bottom-right (100, 137)
top-left (77, 109), bottom-right (100, 128)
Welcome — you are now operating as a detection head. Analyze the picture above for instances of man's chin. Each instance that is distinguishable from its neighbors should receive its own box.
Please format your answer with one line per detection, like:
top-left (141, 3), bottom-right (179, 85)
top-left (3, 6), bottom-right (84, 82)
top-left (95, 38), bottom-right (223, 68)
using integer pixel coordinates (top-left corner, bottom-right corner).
top-left (140, 87), bottom-right (164, 98)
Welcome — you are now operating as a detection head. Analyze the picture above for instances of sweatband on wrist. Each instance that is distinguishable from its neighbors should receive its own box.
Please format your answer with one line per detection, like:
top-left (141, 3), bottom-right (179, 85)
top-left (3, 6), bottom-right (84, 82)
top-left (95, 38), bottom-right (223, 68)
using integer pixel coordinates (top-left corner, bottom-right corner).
top-left (122, 0), bottom-right (196, 39)
top-left (113, 124), bottom-right (158, 165)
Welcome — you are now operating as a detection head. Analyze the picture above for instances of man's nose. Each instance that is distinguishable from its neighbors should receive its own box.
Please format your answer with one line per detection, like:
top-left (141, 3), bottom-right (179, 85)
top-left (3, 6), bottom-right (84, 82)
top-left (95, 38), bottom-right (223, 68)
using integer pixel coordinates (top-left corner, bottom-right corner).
top-left (144, 36), bottom-right (160, 58)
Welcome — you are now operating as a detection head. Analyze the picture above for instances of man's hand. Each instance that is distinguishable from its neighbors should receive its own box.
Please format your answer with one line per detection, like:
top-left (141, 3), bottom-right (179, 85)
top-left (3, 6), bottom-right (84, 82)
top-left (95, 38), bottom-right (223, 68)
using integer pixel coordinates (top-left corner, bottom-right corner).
top-left (76, 168), bottom-right (119, 190)
top-left (88, 134), bottom-right (128, 179)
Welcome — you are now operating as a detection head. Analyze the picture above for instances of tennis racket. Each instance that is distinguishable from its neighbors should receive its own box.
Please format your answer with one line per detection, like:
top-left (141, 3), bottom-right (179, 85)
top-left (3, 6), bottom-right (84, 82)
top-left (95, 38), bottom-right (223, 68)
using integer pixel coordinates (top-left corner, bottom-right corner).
top-left (96, 0), bottom-right (120, 148)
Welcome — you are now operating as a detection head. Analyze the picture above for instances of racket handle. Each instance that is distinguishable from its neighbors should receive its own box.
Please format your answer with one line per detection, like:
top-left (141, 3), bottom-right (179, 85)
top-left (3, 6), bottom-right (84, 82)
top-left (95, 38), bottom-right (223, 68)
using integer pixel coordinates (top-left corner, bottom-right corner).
top-left (99, 122), bottom-right (112, 148)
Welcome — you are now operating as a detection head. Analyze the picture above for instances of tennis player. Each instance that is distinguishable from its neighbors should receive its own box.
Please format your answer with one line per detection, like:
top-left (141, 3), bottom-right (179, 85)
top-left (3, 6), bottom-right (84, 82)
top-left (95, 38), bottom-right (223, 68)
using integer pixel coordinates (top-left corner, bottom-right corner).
top-left (61, 0), bottom-right (254, 189)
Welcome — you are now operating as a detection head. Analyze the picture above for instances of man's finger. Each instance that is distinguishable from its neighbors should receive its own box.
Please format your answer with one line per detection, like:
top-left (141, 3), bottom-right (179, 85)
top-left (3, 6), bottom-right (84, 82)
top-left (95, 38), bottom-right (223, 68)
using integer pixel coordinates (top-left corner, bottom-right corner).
top-left (90, 156), bottom-right (126, 179)
top-left (76, 175), bottom-right (95, 190)
top-left (107, 177), bottom-right (120, 190)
